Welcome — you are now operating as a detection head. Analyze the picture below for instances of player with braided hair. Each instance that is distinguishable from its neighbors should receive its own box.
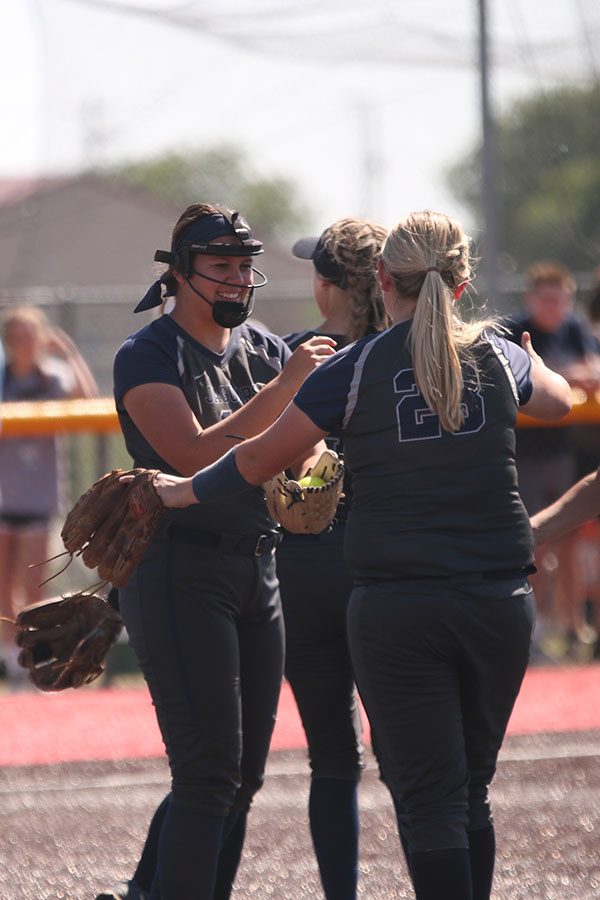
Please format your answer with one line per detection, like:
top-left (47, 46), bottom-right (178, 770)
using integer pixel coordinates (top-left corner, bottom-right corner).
top-left (151, 210), bottom-right (572, 900)
top-left (278, 216), bottom-right (389, 899)
top-left (289, 217), bottom-right (390, 342)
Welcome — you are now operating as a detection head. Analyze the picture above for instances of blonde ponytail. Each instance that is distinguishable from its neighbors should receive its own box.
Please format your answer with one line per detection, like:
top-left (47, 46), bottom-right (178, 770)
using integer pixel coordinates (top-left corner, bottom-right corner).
top-left (381, 210), bottom-right (498, 432)
top-left (410, 269), bottom-right (465, 431)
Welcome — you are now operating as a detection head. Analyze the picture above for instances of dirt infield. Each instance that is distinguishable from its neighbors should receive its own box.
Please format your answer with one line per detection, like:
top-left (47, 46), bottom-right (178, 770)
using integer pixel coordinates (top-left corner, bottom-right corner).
top-left (0, 665), bottom-right (599, 898)
top-left (0, 733), bottom-right (599, 899)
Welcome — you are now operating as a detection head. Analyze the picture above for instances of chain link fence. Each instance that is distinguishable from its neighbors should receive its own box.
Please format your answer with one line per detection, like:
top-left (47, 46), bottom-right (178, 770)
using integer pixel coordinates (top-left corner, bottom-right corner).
top-left (2, 278), bottom-right (600, 673)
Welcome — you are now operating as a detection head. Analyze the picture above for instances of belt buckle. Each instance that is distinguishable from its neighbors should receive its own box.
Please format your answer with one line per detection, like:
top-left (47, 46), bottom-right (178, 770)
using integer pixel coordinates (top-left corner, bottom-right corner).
top-left (254, 534), bottom-right (272, 556)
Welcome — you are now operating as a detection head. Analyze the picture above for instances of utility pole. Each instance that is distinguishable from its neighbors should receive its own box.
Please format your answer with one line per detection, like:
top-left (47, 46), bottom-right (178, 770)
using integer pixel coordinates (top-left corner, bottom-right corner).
top-left (356, 103), bottom-right (384, 220)
top-left (477, 0), bottom-right (500, 307)
top-left (80, 99), bottom-right (109, 170)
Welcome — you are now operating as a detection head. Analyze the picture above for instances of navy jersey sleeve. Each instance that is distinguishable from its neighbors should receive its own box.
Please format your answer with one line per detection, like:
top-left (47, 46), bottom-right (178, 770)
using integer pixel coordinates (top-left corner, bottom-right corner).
top-left (490, 335), bottom-right (533, 405)
top-left (113, 333), bottom-right (179, 404)
top-left (293, 338), bottom-right (367, 432)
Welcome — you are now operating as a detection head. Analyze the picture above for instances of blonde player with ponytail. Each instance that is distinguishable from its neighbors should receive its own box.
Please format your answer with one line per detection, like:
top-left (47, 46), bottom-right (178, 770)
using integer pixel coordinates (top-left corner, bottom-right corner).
top-left (154, 210), bottom-right (572, 900)
top-left (382, 212), bottom-right (492, 432)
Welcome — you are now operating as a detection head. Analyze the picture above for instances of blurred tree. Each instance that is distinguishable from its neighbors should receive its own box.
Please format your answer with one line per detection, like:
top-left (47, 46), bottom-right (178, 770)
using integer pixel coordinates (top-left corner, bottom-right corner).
top-left (108, 144), bottom-right (311, 239)
top-left (446, 84), bottom-right (600, 271)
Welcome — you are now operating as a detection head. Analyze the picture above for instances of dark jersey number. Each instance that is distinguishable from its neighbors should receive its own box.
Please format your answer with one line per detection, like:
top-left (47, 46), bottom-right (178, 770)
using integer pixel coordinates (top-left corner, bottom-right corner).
top-left (393, 368), bottom-right (485, 443)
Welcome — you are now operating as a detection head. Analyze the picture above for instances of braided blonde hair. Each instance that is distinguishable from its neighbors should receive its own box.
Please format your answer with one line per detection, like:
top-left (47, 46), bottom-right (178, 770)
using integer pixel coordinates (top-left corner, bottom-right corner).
top-left (320, 217), bottom-right (390, 342)
top-left (381, 210), bottom-right (498, 432)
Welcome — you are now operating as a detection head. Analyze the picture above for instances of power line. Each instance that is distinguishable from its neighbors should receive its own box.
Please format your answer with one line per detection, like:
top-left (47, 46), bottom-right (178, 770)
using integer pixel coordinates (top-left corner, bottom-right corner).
top-left (61, 0), bottom-right (600, 74)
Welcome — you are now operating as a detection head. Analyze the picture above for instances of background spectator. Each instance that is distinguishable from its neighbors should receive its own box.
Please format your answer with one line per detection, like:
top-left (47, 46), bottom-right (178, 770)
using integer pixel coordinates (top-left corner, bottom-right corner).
top-left (506, 262), bottom-right (600, 661)
top-left (586, 267), bottom-right (600, 342)
top-left (0, 306), bottom-right (97, 688)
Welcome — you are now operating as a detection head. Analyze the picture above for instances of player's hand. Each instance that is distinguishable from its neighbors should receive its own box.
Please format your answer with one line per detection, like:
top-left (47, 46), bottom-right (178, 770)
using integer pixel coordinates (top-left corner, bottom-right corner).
top-left (521, 331), bottom-right (545, 368)
top-left (279, 336), bottom-right (337, 391)
top-left (120, 471), bottom-right (196, 508)
top-left (153, 472), bottom-right (197, 508)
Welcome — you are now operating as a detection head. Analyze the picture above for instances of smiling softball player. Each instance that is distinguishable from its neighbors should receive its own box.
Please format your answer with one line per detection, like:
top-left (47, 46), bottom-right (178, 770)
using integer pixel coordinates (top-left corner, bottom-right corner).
top-left (97, 202), bottom-right (335, 900)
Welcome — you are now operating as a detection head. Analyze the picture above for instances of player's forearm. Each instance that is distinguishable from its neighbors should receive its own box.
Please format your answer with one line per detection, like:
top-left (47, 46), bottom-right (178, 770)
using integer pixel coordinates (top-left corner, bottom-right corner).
top-left (180, 365), bottom-right (321, 472)
top-left (155, 409), bottom-right (329, 508)
top-left (287, 442), bottom-right (328, 479)
top-left (233, 409), bottom-right (327, 486)
top-left (173, 384), bottom-right (295, 475)
top-left (215, 375), bottom-right (296, 439)
top-left (125, 379), bottom-right (298, 478)
top-left (531, 468), bottom-right (600, 544)
top-left (154, 448), bottom-right (259, 509)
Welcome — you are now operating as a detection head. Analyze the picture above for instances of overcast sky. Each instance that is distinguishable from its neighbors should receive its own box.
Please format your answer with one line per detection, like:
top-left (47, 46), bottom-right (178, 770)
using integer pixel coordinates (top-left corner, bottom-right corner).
top-left (2, 0), bottom-right (598, 231)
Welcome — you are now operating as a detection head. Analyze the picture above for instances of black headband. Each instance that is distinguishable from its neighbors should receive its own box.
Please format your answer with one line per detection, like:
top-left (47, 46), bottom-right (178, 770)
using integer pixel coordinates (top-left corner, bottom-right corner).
top-left (155, 212), bottom-right (263, 265)
top-left (135, 211), bottom-right (263, 312)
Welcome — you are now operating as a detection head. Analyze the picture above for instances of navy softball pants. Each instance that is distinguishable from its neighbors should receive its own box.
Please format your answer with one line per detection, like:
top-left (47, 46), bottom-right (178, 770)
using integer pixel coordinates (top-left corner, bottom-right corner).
top-left (119, 522), bottom-right (285, 818)
top-left (347, 575), bottom-right (534, 853)
top-left (276, 525), bottom-right (364, 781)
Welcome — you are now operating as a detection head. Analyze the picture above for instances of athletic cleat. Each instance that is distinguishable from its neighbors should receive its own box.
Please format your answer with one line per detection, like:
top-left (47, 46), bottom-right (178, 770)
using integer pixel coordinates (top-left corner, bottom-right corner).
top-left (95, 879), bottom-right (148, 900)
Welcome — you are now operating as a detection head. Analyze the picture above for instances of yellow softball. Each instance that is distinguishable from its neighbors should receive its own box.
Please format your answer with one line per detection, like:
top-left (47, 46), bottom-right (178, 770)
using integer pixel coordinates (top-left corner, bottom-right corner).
top-left (298, 476), bottom-right (326, 488)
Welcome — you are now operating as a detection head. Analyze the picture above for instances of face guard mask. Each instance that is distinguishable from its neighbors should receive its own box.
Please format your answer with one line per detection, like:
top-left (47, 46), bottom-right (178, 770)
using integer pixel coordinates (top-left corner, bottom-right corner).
top-left (135, 211), bottom-right (268, 328)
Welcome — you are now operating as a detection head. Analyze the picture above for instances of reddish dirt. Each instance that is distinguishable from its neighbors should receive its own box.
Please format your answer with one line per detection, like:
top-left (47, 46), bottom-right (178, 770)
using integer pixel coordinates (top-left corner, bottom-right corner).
top-left (1, 665), bottom-right (599, 768)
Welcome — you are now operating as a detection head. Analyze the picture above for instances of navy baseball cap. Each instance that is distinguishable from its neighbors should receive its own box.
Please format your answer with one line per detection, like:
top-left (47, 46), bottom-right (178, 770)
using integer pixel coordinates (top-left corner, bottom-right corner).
top-left (292, 234), bottom-right (347, 287)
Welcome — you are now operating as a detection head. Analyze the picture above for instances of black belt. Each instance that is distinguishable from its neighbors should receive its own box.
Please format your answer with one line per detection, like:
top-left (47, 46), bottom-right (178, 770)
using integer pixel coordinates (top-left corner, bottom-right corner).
top-left (446, 566), bottom-right (536, 583)
top-left (169, 524), bottom-right (283, 557)
top-left (357, 565), bottom-right (536, 586)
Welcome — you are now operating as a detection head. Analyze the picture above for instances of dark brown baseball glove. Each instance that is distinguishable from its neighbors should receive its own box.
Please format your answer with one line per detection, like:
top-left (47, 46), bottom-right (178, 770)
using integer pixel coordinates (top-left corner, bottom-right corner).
top-left (61, 468), bottom-right (164, 588)
top-left (15, 592), bottom-right (123, 691)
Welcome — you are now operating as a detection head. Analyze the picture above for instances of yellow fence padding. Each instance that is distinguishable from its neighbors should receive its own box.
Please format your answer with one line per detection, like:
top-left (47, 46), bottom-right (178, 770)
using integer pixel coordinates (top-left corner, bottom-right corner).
top-left (0, 398), bottom-right (120, 438)
top-left (517, 388), bottom-right (600, 428)
top-left (2, 390), bottom-right (600, 438)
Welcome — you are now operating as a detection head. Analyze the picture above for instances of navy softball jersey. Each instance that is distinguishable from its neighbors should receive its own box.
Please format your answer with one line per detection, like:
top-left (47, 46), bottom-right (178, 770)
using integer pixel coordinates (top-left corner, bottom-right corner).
top-left (283, 328), bottom-right (348, 475)
top-left (294, 321), bottom-right (534, 579)
top-left (114, 314), bottom-right (290, 536)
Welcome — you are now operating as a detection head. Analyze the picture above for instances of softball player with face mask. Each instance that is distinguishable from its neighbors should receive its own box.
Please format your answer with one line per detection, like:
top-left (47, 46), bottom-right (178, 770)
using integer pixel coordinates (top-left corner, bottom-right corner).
top-left (98, 217), bottom-right (387, 900)
top-left (154, 210), bottom-right (572, 900)
top-left (100, 203), bottom-right (335, 900)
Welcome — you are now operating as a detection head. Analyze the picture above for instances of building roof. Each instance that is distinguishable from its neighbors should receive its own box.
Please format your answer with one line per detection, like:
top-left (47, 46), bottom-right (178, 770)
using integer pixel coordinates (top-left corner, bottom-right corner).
top-left (0, 173), bottom-right (310, 302)
top-left (0, 173), bottom-right (315, 381)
